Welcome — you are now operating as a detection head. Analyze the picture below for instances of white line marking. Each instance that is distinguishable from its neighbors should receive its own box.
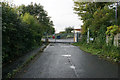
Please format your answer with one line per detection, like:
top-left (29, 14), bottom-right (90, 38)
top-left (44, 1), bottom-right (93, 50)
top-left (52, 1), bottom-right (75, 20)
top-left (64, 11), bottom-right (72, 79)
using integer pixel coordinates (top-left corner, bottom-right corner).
top-left (44, 43), bottom-right (50, 51)
top-left (61, 55), bottom-right (71, 57)
top-left (70, 65), bottom-right (75, 69)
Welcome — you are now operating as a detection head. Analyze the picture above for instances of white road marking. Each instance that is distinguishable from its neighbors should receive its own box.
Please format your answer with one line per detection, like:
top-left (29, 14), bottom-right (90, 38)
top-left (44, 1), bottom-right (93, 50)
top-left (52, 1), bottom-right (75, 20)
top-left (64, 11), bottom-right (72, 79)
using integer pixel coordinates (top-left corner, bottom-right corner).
top-left (64, 49), bottom-right (79, 78)
top-left (44, 44), bottom-right (50, 51)
top-left (70, 65), bottom-right (75, 69)
top-left (61, 55), bottom-right (71, 57)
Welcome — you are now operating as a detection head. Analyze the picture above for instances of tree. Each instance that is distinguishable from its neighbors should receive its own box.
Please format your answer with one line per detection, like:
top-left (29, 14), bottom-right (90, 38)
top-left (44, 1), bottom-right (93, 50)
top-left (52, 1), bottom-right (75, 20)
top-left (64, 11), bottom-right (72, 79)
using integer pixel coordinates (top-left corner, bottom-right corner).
top-left (91, 5), bottom-right (115, 37)
top-left (2, 2), bottom-right (29, 63)
top-left (21, 13), bottom-right (43, 46)
top-left (73, 1), bottom-right (115, 38)
top-left (2, 2), bottom-right (55, 64)
top-left (18, 3), bottom-right (55, 35)
top-left (65, 27), bottom-right (74, 33)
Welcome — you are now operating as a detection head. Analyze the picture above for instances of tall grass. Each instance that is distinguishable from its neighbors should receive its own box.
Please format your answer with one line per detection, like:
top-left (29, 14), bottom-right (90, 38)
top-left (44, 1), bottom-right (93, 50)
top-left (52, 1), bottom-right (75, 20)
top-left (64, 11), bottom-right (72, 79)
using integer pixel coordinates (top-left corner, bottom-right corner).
top-left (73, 39), bottom-right (120, 62)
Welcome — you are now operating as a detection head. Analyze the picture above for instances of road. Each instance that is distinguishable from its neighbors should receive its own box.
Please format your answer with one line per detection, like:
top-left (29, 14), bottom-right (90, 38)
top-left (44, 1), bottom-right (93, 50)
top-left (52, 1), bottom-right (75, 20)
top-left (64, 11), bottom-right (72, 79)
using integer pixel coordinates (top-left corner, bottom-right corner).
top-left (15, 43), bottom-right (118, 78)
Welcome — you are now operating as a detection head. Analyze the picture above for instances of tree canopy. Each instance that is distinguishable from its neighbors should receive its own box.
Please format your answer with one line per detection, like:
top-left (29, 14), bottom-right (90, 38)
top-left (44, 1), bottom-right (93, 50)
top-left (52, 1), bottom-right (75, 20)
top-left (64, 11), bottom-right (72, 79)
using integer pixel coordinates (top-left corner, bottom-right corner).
top-left (65, 27), bottom-right (74, 33)
top-left (73, 2), bottom-right (117, 38)
top-left (2, 2), bottom-right (55, 63)
top-left (18, 3), bottom-right (55, 35)
top-left (73, 1), bottom-right (120, 47)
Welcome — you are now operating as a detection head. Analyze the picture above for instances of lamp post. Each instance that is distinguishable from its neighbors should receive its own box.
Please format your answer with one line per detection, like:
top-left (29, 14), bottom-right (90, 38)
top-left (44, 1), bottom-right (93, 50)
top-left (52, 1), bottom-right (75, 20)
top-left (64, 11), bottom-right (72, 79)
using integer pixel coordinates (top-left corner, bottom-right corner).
top-left (115, 1), bottom-right (120, 25)
top-left (115, 2), bottom-right (118, 25)
top-left (114, 1), bottom-right (120, 47)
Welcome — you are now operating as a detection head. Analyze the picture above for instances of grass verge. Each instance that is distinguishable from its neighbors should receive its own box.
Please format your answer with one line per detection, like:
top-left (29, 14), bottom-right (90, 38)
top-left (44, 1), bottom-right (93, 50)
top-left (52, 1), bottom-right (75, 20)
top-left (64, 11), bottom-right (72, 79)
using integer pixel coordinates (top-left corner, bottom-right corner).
top-left (73, 42), bottom-right (120, 63)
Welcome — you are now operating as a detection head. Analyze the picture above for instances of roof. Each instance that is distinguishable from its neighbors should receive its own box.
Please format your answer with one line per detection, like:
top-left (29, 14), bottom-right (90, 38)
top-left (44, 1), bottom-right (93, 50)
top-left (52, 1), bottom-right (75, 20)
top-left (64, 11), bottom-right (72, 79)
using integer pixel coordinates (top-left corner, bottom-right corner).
top-left (74, 29), bottom-right (82, 31)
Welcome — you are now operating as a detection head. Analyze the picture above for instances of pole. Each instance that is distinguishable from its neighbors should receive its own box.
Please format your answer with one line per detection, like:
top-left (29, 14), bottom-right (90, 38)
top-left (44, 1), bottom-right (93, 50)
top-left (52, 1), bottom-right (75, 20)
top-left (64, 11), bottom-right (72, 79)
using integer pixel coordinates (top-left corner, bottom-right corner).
top-left (115, 2), bottom-right (118, 25)
top-left (55, 34), bottom-right (56, 43)
top-left (73, 27), bottom-right (75, 42)
top-left (77, 32), bottom-right (79, 42)
top-left (115, 2), bottom-right (119, 46)
top-left (87, 28), bottom-right (89, 43)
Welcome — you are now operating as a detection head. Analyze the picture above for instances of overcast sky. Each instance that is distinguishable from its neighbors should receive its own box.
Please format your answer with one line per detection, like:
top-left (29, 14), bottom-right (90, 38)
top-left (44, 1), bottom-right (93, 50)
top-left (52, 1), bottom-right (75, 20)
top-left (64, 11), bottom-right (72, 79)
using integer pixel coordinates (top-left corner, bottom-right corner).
top-left (12, 0), bottom-right (83, 33)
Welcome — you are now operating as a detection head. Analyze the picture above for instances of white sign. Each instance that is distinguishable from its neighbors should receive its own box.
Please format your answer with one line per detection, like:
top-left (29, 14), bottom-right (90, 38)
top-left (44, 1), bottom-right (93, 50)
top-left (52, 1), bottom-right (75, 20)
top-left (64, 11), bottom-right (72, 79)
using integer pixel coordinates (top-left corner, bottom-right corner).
top-left (90, 38), bottom-right (94, 41)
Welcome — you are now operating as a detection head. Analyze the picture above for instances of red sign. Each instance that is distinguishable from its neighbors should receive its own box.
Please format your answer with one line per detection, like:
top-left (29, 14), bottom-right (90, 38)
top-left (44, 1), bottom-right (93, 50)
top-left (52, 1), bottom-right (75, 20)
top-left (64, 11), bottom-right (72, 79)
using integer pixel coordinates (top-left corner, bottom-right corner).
top-left (53, 36), bottom-right (55, 39)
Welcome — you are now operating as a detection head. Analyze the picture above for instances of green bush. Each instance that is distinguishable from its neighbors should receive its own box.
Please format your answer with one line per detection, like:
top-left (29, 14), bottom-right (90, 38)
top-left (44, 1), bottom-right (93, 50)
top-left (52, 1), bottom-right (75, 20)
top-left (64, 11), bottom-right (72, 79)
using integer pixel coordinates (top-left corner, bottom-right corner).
top-left (2, 2), bottom-right (54, 64)
top-left (106, 25), bottom-right (120, 36)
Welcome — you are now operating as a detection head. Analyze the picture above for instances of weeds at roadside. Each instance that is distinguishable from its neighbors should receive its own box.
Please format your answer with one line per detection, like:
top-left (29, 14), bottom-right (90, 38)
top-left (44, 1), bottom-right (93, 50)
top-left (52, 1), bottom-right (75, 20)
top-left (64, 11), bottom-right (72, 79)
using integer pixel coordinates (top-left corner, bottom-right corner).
top-left (73, 42), bottom-right (120, 63)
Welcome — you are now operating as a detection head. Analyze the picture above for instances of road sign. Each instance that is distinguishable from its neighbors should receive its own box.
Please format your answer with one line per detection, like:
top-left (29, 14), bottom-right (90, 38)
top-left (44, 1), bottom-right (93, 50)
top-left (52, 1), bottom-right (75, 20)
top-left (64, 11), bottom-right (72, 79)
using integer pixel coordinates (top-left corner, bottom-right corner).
top-left (53, 35), bottom-right (55, 39)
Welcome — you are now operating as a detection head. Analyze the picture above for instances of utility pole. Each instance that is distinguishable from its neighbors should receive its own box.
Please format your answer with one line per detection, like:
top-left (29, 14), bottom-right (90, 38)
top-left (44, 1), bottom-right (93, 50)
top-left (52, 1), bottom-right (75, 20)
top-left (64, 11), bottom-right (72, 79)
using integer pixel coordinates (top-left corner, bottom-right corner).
top-left (115, 2), bottom-right (118, 25)
top-left (73, 27), bottom-right (75, 42)
top-left (114, 1), bottom-right (120, 47)
top-left (87, 28), bottom-right (90, 43)
top-left (55, 34), bottom-right (56, 43)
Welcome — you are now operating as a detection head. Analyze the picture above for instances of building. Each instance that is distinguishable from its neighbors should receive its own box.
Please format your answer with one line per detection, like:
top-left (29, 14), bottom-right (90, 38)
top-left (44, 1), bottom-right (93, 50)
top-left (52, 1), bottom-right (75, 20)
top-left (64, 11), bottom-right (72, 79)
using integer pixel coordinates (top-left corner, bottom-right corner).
top-left (72, 29), bottom-right (82, 42)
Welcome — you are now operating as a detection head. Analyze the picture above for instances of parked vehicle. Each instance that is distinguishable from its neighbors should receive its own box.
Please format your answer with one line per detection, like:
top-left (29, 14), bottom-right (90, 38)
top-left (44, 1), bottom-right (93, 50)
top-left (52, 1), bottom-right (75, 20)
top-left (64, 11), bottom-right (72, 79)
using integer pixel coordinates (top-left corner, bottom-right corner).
top-left (57, 35), bottom-right (61, 39)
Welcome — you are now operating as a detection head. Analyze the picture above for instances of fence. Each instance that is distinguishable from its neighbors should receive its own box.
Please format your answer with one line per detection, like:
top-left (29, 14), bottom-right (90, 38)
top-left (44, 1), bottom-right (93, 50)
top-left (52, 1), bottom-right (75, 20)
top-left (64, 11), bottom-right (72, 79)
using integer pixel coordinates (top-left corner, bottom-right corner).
top-left (106, 33), bottom-right (120, 47)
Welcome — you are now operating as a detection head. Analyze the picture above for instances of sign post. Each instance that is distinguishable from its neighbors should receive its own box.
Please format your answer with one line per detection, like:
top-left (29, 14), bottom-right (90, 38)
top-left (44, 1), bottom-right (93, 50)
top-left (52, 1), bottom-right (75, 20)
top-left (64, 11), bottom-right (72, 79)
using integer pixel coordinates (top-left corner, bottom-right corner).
top-left (87, 28), bottom-right (90, 43)
top-left (53, 34), bottom-right (56, 43)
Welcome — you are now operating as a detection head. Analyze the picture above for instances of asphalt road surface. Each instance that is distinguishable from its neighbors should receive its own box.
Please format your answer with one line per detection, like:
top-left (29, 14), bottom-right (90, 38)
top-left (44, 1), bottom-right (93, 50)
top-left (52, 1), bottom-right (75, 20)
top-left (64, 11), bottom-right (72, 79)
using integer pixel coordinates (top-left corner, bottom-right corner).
top-left (15, 43), bottom-right (118, 78)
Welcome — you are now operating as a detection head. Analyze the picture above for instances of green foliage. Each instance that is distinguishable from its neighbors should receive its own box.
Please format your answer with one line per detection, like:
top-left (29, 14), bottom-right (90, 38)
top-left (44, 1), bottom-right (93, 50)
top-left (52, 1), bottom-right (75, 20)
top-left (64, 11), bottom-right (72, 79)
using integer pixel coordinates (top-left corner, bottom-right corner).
top-left (65, 27), bottom-right (74, 33)
top-left (2, 2), bottom-right (27, 63)
top-left (21, 13), bottom-right (43, 47)
top-left (18, 3), bottom-right (55, 35)
top-left (73, 1), bottom-right (119, 47)
top-left (2, 2), bottom-right (55, 64)
top-left (106, 25), bottom-right (120, 36)
top-left (92, 6), bottom-right (115, 36)
top-left (73, 2), bottom-right (114, 37)
top-left (73, 2), bottom-right (120, 62)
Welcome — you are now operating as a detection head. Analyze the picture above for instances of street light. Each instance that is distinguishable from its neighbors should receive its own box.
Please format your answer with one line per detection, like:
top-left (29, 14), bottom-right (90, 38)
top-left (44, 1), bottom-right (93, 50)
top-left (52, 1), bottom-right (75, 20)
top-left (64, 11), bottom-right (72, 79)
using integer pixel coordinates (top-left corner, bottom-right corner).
top-left (115, 1), bottom-right (120, 25)
top-left (115, 2), bottom-right (117, 25)
top-left (115, 1), bottom-right (120, 47)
